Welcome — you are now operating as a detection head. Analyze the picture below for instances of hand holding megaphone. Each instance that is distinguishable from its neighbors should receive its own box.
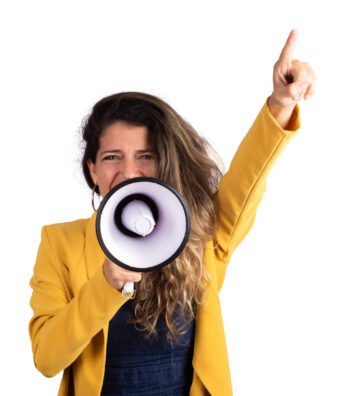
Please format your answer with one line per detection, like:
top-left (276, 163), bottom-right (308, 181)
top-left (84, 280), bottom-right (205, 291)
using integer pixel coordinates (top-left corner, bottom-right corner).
top-left (96, 177), bottom-right (190, 298)
top-left (102, 198), bottom-right (155, 294)
top-left (103, 258), bottom-right (142, 293)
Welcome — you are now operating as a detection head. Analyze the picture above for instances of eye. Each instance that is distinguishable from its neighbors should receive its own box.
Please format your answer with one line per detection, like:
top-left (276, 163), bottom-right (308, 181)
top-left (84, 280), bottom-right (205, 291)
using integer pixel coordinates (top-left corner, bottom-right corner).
top-left (139, 154), bottom-right (154, 160)
top-left (103, 154), bottom-right (121, 161)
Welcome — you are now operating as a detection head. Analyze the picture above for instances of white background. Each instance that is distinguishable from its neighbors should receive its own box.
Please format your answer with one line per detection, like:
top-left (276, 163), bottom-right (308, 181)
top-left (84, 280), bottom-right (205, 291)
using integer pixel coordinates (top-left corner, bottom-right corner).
top-left (1, 1), bottom-right (356, 395)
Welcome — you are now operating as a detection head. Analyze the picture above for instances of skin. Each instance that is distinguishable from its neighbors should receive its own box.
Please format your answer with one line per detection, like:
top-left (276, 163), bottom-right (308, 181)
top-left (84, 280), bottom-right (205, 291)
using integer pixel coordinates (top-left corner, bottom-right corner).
top-left (89, 29), bottom-right (316, 292)
top-left (268, 30), bottom-right (316, 128)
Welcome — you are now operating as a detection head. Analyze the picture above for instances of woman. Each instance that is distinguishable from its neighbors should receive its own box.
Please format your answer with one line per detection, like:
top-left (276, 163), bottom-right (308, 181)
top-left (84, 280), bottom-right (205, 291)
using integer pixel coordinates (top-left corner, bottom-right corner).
top-left (29, 30), bottom-right (316, 395)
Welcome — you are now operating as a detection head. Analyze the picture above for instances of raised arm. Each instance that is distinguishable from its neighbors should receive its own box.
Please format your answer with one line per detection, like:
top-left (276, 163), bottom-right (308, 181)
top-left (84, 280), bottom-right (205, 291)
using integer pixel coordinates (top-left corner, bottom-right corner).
top-left (213, 30), bottom-right (316, 288)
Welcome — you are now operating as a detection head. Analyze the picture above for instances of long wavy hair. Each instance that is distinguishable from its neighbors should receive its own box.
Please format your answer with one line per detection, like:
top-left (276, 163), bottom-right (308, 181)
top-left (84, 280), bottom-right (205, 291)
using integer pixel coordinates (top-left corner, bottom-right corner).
top-left (81, 92), bottom-right (223, 341)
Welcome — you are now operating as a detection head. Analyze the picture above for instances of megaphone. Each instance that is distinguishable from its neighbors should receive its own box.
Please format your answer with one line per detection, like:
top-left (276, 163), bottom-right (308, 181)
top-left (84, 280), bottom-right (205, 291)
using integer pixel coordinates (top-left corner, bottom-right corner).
top-left (96, 177), bottom-right (190, 297)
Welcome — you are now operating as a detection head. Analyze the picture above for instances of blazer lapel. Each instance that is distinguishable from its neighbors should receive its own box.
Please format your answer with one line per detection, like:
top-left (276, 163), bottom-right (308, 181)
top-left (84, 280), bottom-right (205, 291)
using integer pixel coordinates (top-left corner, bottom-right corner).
top-left (192, 285), bottom-right (233, 395)
top-left (84, 212), bottom-right (105, 279)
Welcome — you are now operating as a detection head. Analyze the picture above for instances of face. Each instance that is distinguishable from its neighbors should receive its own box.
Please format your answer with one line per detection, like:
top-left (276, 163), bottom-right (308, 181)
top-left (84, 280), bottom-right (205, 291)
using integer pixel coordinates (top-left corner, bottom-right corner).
top-left (88, 121), bottom-right (158, 196)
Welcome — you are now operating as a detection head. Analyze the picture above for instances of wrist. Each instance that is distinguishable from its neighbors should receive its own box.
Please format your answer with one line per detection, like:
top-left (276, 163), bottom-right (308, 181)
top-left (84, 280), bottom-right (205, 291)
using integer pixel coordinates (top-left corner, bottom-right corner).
top-left (102, 261), bottom-right (124, 291)
top-left (267, 95), bottom-right (296, 130)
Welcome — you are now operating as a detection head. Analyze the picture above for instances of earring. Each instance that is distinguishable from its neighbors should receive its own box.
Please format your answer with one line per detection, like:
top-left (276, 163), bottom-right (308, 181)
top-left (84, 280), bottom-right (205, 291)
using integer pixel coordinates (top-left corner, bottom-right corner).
top-left (91, 184), bottom-right (101, 212)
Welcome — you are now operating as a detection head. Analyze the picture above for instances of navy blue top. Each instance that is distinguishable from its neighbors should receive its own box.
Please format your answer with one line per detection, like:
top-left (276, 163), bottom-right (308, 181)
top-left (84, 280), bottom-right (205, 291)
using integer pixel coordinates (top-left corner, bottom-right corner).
top-left (101, 299), bottom-right (195, 396)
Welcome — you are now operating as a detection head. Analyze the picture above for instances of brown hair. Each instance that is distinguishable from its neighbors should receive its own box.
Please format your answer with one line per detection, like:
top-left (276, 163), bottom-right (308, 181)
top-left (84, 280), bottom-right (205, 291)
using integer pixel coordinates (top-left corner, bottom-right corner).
top-left (81, 92), bottom-right (222, 340)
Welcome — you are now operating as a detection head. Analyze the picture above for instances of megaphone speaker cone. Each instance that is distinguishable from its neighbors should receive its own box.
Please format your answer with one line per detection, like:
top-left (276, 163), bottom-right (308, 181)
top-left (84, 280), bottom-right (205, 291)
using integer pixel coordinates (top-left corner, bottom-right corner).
top-left (96, 177), bottom-right (190, 273)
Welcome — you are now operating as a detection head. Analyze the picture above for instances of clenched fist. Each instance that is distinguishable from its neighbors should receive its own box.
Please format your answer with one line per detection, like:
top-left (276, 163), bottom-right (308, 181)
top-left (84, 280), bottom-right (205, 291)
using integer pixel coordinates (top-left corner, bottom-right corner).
top-left (103, 258), bottom-right (142, 291)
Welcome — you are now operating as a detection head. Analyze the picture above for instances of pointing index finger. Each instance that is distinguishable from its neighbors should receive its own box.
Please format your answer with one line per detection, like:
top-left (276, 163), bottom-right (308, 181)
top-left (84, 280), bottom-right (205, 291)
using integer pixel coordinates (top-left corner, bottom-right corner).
top-left (278, 29), bottom-right (298, 62)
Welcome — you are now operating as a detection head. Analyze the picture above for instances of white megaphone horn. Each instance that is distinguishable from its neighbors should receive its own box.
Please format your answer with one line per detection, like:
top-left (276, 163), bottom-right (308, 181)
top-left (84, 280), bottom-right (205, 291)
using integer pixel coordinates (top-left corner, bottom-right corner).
top-left (96, 177), bottom-right (191, 297)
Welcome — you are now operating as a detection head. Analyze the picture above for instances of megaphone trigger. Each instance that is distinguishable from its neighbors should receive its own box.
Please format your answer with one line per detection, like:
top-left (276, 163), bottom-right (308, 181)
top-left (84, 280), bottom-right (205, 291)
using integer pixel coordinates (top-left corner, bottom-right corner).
top-left (121, 281), bottom-right (136, 299)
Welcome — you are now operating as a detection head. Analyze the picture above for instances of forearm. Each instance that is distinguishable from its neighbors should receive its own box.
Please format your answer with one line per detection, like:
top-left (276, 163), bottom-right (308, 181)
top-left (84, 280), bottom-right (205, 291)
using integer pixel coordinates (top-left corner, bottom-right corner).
top-left (214, 100), bottom-right (300, 265)
top-left (29, 226), bottom-right (128, 377)
top-left (29, 265), bottom-right (126, 377)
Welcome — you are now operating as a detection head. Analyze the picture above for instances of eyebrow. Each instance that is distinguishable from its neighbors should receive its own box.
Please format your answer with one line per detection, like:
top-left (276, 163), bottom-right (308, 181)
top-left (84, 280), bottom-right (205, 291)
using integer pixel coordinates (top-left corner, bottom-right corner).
top-left (100, 149), bottom-right (155, 154)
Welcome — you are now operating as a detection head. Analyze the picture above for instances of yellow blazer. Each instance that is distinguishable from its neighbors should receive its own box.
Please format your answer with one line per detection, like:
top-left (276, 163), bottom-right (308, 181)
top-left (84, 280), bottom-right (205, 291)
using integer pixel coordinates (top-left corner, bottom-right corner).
top-left (29, 102), bottom-right (300, 395)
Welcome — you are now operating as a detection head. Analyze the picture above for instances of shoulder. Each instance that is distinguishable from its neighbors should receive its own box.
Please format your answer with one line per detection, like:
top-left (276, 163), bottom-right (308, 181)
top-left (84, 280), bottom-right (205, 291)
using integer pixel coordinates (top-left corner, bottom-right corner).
top-left (42, 218), bottom-right (90, 246)
top-left (44, 217), bottom-right (89, 233)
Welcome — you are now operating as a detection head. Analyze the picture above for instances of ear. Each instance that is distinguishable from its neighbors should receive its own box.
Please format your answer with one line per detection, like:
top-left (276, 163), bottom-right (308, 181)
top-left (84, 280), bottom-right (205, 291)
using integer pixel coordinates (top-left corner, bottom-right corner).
top-left (87, 160), bottom-right (97, 186)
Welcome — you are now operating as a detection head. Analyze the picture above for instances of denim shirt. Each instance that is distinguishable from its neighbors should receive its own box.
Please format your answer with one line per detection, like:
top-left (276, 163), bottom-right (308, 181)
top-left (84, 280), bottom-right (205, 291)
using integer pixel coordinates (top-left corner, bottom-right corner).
top-left (101, 298), bottom-right (195, 396)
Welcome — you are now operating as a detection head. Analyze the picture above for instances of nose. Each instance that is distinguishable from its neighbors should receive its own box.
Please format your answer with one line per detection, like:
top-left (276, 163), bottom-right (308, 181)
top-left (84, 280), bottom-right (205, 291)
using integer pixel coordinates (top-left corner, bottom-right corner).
top-left (121, 158), bottom-right (143, 180)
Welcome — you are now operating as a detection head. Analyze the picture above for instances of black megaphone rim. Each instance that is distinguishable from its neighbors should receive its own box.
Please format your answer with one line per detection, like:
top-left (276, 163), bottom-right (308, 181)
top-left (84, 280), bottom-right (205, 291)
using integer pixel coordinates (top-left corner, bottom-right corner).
top-left (95, 176), bottom-right (191, 272)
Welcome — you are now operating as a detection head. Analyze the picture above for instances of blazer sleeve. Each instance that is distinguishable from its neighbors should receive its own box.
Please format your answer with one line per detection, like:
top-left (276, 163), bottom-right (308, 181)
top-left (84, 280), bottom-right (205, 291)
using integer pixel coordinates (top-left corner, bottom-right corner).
top-left (29, 224), bottom-right (127, 378)
top-left (213, 101), bottom-right (300, 288)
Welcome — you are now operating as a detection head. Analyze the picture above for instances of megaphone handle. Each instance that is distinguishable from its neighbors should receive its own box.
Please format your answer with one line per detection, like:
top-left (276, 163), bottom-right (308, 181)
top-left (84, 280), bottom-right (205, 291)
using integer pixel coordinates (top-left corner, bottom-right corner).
top-left (121, 281), bottom-right (136, 299)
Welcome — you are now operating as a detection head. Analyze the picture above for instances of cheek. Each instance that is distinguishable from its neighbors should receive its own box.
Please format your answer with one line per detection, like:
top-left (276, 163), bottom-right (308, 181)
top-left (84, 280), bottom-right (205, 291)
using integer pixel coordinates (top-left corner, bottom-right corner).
top-left (96, 165), bottom-right (121, 192)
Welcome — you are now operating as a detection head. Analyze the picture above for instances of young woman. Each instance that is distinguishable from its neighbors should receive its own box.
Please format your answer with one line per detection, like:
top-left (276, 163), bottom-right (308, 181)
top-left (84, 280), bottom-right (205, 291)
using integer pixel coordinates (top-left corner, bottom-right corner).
top-left (29, 30), bottom-right (316, 395)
